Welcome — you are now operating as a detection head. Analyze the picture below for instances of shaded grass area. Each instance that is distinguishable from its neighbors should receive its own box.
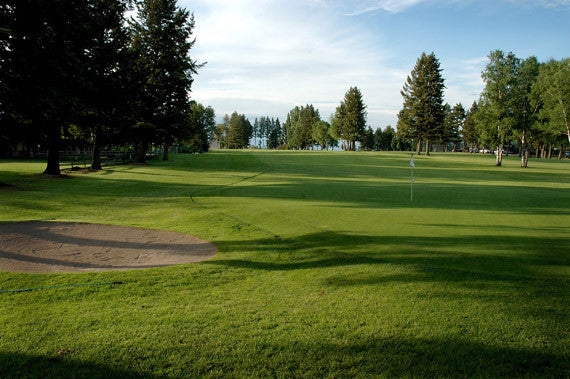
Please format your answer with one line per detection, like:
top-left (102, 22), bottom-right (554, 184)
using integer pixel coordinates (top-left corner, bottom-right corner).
top-left (0, 151), bottom-right (569, 376)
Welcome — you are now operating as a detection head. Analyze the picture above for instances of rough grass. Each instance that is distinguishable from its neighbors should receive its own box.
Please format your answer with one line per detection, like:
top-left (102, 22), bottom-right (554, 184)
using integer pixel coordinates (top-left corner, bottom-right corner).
top-left (0, 151), bottom-right (569, 377)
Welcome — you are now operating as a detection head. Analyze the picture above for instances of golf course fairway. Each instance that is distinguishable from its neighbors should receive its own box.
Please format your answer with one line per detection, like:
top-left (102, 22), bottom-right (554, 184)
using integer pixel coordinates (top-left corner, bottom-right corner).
top-left (0, 150), bottom-right (568, 376)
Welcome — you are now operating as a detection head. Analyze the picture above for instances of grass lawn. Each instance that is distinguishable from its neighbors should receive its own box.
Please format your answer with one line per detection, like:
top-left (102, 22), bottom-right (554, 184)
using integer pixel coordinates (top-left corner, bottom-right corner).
top-left (0, 150), bottom-right (569, 377)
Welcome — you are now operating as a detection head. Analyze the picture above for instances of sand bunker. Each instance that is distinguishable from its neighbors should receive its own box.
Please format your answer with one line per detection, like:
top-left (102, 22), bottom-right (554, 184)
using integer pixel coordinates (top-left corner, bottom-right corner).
top-left (0, 221), bottom-right (217, 273)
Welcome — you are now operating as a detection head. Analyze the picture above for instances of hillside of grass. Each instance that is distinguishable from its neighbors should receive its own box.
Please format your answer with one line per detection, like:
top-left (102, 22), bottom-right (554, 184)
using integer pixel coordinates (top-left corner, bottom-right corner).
top-left (0, 151), bottom-right (569, 376)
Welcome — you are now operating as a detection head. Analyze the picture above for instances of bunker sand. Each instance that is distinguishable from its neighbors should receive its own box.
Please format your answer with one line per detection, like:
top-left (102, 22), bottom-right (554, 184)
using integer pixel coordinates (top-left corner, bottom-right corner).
top-left (0, 221), bottom-right (217, 273)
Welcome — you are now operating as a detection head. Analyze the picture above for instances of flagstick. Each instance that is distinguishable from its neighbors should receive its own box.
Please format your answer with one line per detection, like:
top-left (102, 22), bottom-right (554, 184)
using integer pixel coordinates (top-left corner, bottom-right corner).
top-left (410, 153), bottom-right (414, 202)
top-left (410, 165), bottom-right (413, 202)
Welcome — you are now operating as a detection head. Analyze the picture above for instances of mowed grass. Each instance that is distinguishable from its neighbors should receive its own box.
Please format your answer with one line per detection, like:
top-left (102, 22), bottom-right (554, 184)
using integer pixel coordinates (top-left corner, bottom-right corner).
top-left (0, 150), bottom-right (569, 377)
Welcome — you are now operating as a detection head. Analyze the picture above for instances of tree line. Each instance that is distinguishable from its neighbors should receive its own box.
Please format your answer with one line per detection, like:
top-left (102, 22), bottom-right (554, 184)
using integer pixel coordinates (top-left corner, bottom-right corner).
top-left (0, 0), bottom-right (213, 175)
top-left (396, 51), bottom-right (569, 167)
top-left (214, 87), bottom-right (370, 151)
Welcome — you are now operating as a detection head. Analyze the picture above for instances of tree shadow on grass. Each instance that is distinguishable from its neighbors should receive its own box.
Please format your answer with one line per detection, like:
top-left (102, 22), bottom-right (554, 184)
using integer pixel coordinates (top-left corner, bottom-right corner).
top-left (262, 335), bottom-right (569, 377)
top-left (1, 335), bottom-right (567, 377)
top-left (0, 352), bottom-right (153, 378)
top-left (208, 230), bottom-right (570, 311)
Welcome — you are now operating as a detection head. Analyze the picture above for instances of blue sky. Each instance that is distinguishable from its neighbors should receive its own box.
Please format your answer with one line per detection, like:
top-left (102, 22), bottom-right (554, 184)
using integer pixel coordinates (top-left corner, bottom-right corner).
top-left (183, 0), bottom-right (569, 129)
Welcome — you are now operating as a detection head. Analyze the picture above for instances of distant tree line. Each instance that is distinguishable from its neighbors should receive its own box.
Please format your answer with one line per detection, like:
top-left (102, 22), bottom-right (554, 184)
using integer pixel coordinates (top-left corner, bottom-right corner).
top-left (0, 0), bottom-right (213, 175)
top-left (395, 51), bottom-right (569, 167)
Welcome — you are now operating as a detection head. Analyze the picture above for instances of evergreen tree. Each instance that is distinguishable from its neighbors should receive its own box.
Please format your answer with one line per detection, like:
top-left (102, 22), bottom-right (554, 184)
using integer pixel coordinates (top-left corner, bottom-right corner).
top-left (2, 0), bottom-right (97, 175)
top-left (373, 128), bottom-right (383, 150)
top-left (131, 0), bottom-right (200, 162)
top-left (360, 126), bottom-right (375, 151)
top-left (83, 0), bottom-right (130, 170)
top-left (397, 52), bottom-right (446, 156)
top-left (380, 126), bottom-right (396, 151)
top-left (333, 87), bottom-right (367, 151)
top-left (462, 101), bottom-right (480, 153)
top-left (284, 105), bottom-right (320, 149)
top-left (445, 103), bottom-right (466, 152)
top-left (227, 112), bottom-right (252, 149)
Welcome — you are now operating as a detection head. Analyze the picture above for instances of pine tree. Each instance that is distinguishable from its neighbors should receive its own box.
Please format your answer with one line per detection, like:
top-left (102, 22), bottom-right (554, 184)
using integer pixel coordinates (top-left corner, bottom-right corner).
top-left (333, 87), bottom-right (367, 151)
top-left (131, 0), bottom-right (200, 162)
top-left (83, 0), bottom-right (130, 170)
top-left (447, 103), bottom-right (466, 152)
top-left (2, 0), bottom-right (96, 175)
top-left (398, 52), bottom-right (446, 156)
top-left (462, 101), bottom-right (480, 153)
top-left (227, 112), bottom-right (252, 149)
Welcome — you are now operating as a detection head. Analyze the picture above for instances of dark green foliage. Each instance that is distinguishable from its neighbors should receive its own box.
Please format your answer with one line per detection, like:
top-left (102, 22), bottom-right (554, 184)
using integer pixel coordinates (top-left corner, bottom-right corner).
top-left (397, 52), bottom-right (446, 156)
top-left (332, 87), bottom-right (367, 151)
top-left (462, 101), bottom-right (479, 152)
top-left (1, 0), bottom-right (97, 174)
top-left (82, 0), bottom-right (130, 170)
top-left (184, 101), bottom-right (215, 153)
top-left (285, 105), bottom-right (320, 149)
top-left (130, 0), bottom-right (200, 161)
top-left (227, 112), bottom-right (252, 149)
top-left (253, 116), bottom-right (282, 149)
top-left (442, 103), bottom-right (465, 152)
top-left (377, 125), bottom-right (396, 151)
top-left (360, 126), bottom-right (375, 151)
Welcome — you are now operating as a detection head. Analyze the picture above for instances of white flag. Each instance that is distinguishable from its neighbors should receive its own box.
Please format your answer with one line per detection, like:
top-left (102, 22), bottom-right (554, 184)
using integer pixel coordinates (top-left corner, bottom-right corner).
top-left (410, 156), bottom-right (415, 167)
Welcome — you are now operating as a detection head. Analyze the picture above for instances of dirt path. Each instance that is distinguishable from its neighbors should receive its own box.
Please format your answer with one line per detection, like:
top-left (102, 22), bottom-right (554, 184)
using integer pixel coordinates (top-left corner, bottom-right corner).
top-left (0, 221), bottom-right (217, 273)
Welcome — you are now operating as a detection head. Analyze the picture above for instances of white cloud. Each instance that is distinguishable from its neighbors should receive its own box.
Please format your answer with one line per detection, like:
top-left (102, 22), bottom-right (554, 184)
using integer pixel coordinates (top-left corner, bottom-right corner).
top-left (185, 0), bottom-right (406, 127)
top-left (343, 0), bottom-right (427, 15)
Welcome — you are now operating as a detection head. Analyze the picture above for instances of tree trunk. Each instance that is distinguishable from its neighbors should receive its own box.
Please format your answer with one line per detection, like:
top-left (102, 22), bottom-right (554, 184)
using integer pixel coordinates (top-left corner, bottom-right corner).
top-left (535, 144), bottom-right (540, 158)
top-left (495, 144), bottom-right (503, 166)
top-left (136, 140), bottom-right (148, 163)
top-left (163, 143), bottom-right (169, 161)
top-left (520, 131), bottom-right (528, 168)
top-left (43, 121), bottom-right (61, 175)
top-left (547, 144), bottom-right (552, 159)
top-left (558, 146), bottom-right (563, 159)
top-left (426, 139), bottom-right (431, 156)
top-left (452, 142), bottom-right (457, 152)
top-left (416, 139), bottom-right (422, 155)
top-left (91, 123), bottom-right (103, 171)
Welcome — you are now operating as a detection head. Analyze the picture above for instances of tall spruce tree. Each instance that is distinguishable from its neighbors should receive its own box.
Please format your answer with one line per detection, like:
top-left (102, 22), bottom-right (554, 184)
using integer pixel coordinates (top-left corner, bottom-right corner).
top-left (397, 52), bottom-right (445, 156)
top-left (83, 0), bottom-right (130, 170)
top-left (2, 0), bottom-right (95, 175)
top-left (333, 87), bottom-right (367, 151)
top-left (462, 101), bottom-right (480, 153)
top-left (131, 0), bottom-right (200, 162)
top-left (227, 112), bottom-right (252, 149)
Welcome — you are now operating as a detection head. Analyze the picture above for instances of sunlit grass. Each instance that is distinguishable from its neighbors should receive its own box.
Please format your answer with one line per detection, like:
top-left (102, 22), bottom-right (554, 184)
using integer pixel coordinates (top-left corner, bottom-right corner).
top-left (0, 151), bottom-right (568, 376)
